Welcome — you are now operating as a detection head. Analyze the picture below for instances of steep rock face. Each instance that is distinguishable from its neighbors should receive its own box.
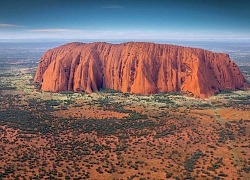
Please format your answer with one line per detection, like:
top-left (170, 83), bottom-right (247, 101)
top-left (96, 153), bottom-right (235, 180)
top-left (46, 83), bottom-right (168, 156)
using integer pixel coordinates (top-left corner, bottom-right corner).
top-left (34, 42), bottom-right (246, 98)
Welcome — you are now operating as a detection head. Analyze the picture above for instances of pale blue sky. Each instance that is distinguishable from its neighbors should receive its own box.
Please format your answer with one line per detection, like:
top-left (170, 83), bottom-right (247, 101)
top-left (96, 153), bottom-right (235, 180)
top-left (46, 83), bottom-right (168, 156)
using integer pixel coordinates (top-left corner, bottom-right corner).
top-left (0, 0), bottom-right (250, 40)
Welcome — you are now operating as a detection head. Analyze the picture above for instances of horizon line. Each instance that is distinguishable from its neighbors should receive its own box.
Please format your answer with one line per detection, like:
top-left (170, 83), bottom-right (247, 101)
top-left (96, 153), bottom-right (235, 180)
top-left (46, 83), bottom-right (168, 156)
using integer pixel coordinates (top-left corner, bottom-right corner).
top-left (0, 37), bottom-right (250, 40)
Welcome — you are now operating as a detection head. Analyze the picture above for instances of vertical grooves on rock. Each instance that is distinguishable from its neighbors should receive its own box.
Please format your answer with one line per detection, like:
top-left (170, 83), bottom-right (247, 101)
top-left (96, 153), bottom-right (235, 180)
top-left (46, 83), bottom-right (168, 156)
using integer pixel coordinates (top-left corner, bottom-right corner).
top-left (34, 42), bottom-right (247, 98)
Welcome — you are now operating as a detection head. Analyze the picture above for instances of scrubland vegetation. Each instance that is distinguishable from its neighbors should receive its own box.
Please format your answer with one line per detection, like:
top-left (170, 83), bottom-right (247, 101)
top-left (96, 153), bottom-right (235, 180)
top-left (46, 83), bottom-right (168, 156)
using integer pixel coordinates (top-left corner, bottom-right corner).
top-left (0, 62), bottom-right (250, 179)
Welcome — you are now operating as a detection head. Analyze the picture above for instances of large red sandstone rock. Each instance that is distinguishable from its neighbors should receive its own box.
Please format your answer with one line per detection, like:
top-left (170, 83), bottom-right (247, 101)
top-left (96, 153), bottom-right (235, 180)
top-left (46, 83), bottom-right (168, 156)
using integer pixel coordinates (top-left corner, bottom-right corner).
top-left (34, 42), bottom-right (247, 98)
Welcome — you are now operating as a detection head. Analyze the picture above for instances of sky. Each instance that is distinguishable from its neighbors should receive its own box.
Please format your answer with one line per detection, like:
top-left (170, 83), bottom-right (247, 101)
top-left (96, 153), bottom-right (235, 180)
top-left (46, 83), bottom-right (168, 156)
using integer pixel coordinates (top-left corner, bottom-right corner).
top-left (0, 0), bottom-right (250, 40)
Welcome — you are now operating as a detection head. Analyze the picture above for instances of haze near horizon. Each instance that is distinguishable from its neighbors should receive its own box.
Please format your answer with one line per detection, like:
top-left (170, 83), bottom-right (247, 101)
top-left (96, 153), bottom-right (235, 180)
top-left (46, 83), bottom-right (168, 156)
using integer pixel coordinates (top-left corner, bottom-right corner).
top-left (0, 0), bottom-right (250, 40)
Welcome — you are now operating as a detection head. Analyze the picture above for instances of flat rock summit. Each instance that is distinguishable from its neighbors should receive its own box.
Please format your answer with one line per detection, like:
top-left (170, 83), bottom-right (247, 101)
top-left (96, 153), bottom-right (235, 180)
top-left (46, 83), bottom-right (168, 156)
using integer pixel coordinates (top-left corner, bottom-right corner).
top-left (34, 42), bottom-right (246, 98)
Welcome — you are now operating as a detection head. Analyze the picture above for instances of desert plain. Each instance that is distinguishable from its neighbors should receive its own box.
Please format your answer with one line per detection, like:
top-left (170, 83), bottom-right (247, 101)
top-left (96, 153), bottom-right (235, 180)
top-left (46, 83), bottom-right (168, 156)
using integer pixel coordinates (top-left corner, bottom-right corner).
top-left (0, 42), bottom-right (250, 180)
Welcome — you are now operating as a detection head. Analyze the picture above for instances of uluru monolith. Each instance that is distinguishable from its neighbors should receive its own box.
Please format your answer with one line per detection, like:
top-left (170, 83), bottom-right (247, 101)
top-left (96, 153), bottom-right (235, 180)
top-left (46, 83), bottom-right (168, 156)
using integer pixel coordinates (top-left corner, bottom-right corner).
top-left (34, 42), bottom-right (247, 98)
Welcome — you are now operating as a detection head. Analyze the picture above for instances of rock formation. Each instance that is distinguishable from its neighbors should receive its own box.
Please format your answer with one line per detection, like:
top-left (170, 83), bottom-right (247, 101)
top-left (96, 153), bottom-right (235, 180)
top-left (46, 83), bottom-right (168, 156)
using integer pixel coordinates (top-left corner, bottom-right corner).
top-left (34, 42), bottom-right (247, 98)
